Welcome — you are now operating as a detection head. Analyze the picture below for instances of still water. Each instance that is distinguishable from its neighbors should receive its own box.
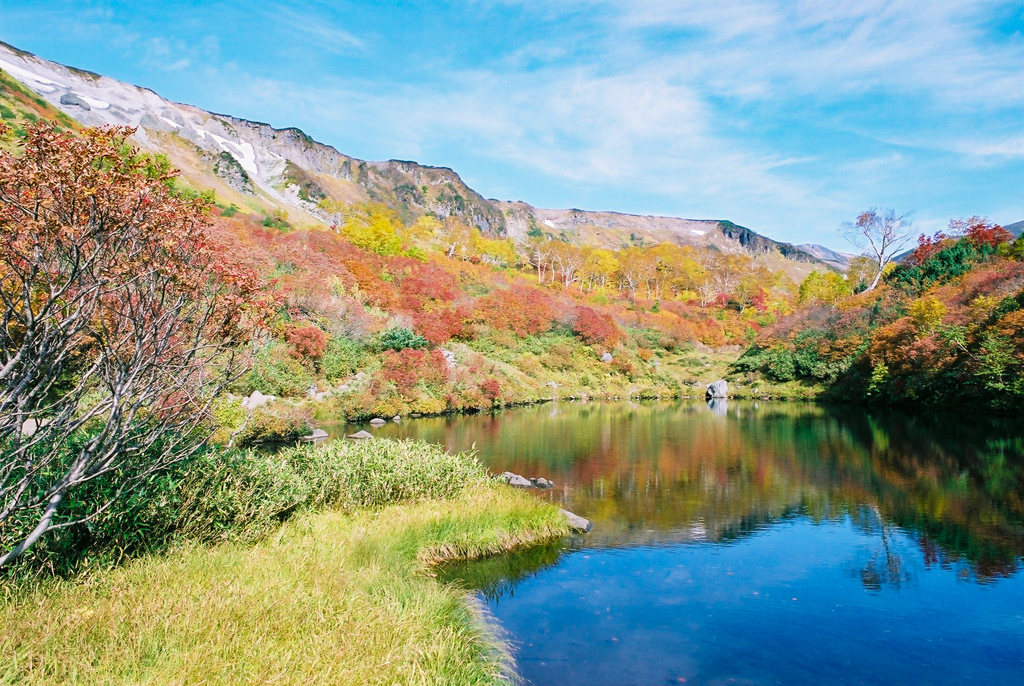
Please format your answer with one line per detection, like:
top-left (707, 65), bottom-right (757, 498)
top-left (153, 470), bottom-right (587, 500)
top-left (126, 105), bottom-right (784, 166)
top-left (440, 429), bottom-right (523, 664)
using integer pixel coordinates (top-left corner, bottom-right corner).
top-left (342, 400), bottom-right (1024, 685)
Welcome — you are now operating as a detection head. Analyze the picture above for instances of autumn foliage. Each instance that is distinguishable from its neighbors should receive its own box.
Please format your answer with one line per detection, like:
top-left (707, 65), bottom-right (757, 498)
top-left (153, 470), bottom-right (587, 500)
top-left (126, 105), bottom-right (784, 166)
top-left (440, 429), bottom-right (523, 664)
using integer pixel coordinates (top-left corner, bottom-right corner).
top-left (0, 124), bottom-right (267, 567)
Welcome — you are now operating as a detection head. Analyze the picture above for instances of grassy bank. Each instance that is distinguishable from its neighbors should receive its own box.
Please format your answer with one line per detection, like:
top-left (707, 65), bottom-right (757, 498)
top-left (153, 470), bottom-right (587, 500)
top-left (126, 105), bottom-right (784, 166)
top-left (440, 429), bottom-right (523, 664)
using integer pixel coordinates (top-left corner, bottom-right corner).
top-left (0, 484), bottom-right (567, 685)
top-left (0, 439), bottom-right (571, 684)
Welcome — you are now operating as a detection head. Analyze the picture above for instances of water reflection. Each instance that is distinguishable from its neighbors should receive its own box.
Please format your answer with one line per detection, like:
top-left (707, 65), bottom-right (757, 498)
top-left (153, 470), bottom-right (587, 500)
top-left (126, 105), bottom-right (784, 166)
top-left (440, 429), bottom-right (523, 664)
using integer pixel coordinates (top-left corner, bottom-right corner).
top-left (335, 401), bottom-right (1024, 685)
top-left (342, 400), bottom-right (1024, 583)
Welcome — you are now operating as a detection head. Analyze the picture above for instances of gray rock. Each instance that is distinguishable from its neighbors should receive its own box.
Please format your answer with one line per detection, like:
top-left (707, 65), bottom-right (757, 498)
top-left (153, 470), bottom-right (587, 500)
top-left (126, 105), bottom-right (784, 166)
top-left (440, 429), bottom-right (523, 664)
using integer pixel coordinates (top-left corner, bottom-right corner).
top-left (560, 509), bottom-right (593, 533)
top-left (546, 381), bottom-right (558, 389)
top-left (369, 418), bottom-right (386, 426)
top-left (300, 428), bottom-right (329, 442)
top-left (601, 352), bottom-right (614, 363)
top-left (531, 477), bottom-right (555, 489)
top-left (441, 349), bottom-right (457, 366)
top-left (60, 92), bottom-right (91, 110)
top-left (706, 380), bottom-right (728, 399)
top-left (307, 383), bottom-right (318, 399)
top-left (21, 418), bottom-right (37, 437)
top-left (501, 471), bottom-right (534, 488)
top-left (241, 390), bottom-right (275, 410)
top-left (348, 430), bottom-right (374, 440)
top-left (392, 416), bottom-right (401, 422)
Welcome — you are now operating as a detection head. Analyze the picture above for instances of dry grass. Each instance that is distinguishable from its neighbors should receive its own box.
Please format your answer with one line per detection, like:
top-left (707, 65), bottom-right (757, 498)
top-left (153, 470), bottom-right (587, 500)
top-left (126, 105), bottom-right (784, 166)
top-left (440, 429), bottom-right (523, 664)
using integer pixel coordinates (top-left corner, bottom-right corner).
top-left (0, 485), bottom-right (568, 685)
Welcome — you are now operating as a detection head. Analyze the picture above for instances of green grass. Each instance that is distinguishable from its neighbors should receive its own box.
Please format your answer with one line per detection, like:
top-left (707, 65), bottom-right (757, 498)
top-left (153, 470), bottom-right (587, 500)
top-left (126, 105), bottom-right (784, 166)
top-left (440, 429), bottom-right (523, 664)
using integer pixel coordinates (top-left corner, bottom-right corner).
top-left (0, 478), bottom-right (568, 684)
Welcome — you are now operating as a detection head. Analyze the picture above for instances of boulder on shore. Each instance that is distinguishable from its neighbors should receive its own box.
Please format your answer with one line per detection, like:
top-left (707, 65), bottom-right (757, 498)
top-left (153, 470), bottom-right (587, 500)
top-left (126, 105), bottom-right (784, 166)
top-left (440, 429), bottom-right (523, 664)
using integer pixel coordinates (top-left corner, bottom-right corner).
top-left (560, 509), bottom-right (593, 533)
top-left (241, 390), bottom-right (275, 410)
top-left (348, 430), bottom-right (374, 440)
top-left (706, 380), bottom-right (728, 399)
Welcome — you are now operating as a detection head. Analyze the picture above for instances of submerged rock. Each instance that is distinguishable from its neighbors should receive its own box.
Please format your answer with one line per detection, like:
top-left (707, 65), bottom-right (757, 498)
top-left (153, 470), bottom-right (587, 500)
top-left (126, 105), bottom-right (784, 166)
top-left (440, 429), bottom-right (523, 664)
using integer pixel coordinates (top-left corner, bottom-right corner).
top-left (560, 509), bottom-right (593, 533)
top-left (348, 430), bottom-right (374, 440)
top-left (706, 380), bottom-right (728, 399)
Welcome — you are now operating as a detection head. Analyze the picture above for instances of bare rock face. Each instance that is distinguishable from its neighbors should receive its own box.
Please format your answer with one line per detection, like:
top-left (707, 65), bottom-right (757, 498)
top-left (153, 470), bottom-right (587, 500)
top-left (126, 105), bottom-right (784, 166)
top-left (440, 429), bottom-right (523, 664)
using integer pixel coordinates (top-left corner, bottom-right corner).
top-left (706, 380), bottom-right (728, 399)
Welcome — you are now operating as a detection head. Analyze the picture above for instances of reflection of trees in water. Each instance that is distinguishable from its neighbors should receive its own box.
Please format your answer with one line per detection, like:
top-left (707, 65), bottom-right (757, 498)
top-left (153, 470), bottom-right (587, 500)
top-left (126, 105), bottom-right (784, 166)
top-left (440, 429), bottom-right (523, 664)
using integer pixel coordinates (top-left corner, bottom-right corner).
top-left (362, 400), bottom-right (1024, 582)
top-left (853, 505), bottom-right (913, 591)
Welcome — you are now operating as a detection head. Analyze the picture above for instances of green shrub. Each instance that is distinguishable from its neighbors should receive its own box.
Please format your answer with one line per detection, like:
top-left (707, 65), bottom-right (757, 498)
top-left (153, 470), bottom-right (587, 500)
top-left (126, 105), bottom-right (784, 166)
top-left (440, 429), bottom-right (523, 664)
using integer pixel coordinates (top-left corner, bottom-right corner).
top-left (322, 337), bottom-right (366, 381)
top-left (376, 327), bottom-right (428, 352)
top-left (245, 341), bottom-right (314, 396)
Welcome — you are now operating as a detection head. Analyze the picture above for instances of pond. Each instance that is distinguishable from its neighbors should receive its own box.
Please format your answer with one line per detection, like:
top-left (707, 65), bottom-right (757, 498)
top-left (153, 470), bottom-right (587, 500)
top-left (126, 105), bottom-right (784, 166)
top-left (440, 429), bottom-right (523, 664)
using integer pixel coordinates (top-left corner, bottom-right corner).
top-left (338, 400), bottom-right (1024, 686)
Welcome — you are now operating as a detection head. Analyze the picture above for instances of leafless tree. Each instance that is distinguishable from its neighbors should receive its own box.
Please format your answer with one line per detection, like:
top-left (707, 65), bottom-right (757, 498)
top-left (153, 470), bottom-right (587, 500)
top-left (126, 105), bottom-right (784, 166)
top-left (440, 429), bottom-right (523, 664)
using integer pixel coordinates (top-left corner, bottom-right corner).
top-left (843, 209), bottom-right (915, 291)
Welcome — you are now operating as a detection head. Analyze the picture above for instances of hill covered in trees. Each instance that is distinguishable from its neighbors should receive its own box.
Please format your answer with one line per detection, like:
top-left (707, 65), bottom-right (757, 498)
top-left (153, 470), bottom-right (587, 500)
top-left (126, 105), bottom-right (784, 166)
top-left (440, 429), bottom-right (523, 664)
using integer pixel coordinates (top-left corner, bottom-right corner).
top-left (735, 219), bottom-right (1024, 410)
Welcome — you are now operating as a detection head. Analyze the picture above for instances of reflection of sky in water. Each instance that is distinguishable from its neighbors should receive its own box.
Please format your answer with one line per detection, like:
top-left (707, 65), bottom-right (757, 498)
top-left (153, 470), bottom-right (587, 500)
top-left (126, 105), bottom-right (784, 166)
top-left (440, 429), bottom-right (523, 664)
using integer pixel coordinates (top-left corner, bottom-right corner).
top-left (484, 521), bottom-right (1024, 686)
top-left (335, 400), bottom-right (1024, 685)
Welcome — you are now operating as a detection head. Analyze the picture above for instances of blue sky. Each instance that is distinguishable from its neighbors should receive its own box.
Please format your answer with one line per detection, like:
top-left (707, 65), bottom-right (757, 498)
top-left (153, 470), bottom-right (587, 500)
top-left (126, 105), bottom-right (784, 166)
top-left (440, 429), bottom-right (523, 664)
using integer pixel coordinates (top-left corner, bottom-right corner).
top-left (2, 0), bottom-right (1024, 248)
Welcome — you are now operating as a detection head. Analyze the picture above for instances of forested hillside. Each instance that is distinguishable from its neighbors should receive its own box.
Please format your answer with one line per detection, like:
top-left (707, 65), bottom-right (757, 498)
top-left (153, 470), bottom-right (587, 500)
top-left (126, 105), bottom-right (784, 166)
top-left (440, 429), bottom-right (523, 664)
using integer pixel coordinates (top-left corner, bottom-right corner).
top-left (735, 219), bottom-right (1024, 410)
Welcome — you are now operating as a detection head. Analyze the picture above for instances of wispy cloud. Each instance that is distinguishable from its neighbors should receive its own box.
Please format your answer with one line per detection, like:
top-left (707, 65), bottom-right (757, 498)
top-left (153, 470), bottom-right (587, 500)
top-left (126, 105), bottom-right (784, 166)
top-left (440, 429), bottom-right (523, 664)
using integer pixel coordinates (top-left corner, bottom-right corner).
top-left (6, 0), bottom-right (1024, 246)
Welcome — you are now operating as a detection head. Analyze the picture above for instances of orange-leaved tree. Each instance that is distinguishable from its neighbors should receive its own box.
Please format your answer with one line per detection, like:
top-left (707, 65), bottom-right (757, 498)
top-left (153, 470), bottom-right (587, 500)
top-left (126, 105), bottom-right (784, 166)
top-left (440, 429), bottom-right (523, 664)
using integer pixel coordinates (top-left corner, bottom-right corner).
top-left (0, 124), bottom-right (267, 567)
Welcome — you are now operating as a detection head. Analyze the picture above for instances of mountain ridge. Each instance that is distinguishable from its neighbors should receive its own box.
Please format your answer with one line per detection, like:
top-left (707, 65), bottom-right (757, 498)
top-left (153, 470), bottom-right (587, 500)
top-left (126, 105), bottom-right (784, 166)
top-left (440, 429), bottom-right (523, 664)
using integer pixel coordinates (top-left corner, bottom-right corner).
top-left (0, 39), bottom-right (832, 279)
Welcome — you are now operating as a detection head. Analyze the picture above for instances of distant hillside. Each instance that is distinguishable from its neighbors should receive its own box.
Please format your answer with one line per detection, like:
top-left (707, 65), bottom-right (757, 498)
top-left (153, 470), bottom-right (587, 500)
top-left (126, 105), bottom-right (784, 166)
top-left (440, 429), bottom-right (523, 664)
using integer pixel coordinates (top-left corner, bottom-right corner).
top-left (796, 243), bottom-right (854, 270)
top-left (1005, 220), bottom-right (1023, 237)
top-left (0, 39), bottom-right (831, 279)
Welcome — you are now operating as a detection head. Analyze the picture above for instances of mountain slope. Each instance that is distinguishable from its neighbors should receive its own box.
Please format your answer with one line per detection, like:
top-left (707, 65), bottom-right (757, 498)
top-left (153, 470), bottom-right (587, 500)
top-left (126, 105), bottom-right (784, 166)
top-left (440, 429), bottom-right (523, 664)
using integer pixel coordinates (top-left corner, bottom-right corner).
top-left (1004, 220), bottom-right (1023, 238)
top-left (0, 40), bottom-right (830, 278)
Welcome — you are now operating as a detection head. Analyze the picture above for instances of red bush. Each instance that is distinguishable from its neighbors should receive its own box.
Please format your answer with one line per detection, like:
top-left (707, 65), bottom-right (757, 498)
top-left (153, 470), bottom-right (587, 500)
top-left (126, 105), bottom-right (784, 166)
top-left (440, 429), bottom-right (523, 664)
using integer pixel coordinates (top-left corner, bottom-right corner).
top-left (572, 306), bottom-right (622, 346)
top-left (413, 306), bottom-right (469, 346)
top-left (474, 286), bottom-right (554, 337)
top-left (400, 263), bottom-right (458, 310)
top-left (481, 378), bottom-right (501, 403)
top-left (286, 325), bottom-right (328, 360)
top-left (381, 348), bottom-right (449, 395)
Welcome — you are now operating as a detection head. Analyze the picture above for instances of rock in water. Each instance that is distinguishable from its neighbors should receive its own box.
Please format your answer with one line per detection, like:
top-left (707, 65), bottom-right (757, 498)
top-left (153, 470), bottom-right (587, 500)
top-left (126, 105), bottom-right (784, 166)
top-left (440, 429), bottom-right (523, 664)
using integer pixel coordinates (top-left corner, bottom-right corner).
top-left (531, 477), bottom-right (555, 489)
top-left (369, 418), bottom-right (386, 426)
top-left (348, 430), bottom-right (374, 440)
top-left (501, 471), bottom-right (535, 488)
top-left (706, 380), bottom-right (728, 399)
top-left (301, 428), bottom-right (329, 442)
top-left (560, 509), bottom-right (593, 533)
